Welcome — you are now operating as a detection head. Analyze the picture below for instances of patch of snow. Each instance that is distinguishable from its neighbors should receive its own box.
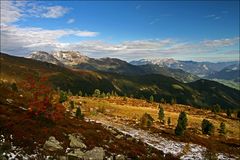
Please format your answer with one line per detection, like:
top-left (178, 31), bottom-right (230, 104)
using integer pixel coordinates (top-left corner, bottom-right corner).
top-left (88, 118), bottom-right (238, 160)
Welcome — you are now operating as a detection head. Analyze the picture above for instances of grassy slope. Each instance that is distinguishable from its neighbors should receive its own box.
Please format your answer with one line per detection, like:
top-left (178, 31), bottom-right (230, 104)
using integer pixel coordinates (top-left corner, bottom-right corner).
top-left (1, 53), bottom-right (239, 110)
top-left (72, 96), bottom-right (240, 155)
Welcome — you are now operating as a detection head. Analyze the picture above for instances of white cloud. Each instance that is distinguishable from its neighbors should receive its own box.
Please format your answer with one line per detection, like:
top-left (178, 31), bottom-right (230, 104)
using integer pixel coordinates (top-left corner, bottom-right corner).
top-left (202, 37), bottom-right (240, 47)
top-left (67, 18), bottom-right (75, 24)
top-left (42, 6), bottom-right (69, 18)
top-left (0, 1), bottom-right (23, 24)
top-left (0, 25), bottom-right (98, 55)
top-left (0, 1), bottom-right (70, 25)
top-left (205, 14), bottom-right (221, 20)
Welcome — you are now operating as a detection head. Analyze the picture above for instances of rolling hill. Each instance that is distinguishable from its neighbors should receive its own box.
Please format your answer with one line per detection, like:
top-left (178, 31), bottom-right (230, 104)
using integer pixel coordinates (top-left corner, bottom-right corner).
top-left (1, 53), bottom-right (239, 109)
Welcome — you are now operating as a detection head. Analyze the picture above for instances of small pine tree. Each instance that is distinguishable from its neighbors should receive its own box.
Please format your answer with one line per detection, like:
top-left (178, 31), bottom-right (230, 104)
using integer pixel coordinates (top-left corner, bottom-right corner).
top-left (78, 90), bottom-right (83, 96)
top-left (226, 109), bottom-right (232, 117)
top-left (160, 98), bottom-right (165, 104)
top-left (123, 94), bottom-right (127, 101)
top-left (149, 95), bottom-right (154, 103)
top-left (170, 98), bottom-right (176, 105)
top-left (100, 92), bottom-right (106, 98)
top-left (237, 111), bottom-right (240, 119)
top-left (219, 122), bottom-right (226, 135)
top-left (93, 89), bottom-right (101, 97)
top-left (202, 119), bottom-right (214, 135)
top-left (76, 107), bottom-right (83, 119)
top-left (175, 112), bottom-right (188, 136)
top-left (59, 91), bottom-right (67, 103)
top-left (211, 104), bottom-right (221, 114)
top-left (70, 101), bottom-right (74, 110)
top-left (167, 117), bottom-right (171, 126)
top-left (106, 92), bottom-right (111, 99)
top-left (68, 89), bottom-right (72, 96)
top-left (11, 83), bottom-right (18, 92)
top-left (158, 106), bottom-right (164, 123)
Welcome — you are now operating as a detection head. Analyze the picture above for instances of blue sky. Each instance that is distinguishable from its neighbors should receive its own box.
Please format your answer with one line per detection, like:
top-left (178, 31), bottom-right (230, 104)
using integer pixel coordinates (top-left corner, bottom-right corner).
top-left (1, 0), bottom-right (239, 62)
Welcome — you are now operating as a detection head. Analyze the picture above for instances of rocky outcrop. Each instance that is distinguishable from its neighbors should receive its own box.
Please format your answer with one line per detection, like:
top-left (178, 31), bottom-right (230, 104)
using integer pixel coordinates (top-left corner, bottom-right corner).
top-left (67, 148), bottom-right (85, 159)
top-left (43, 136), bottom-right (63, 151)
top-left (83, 147), bottom-right (105, 160)
top-left (68, 133), bottom-right (87, 149)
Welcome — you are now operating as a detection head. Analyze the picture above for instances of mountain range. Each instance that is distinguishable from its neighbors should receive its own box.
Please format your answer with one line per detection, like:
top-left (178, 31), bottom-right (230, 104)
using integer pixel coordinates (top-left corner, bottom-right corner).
top-left (130, 58), bottom-right (238, 77)
top-left (27, 51), bottom-right (199, 83)
top-left (1, 52), bottom-right (239, 110)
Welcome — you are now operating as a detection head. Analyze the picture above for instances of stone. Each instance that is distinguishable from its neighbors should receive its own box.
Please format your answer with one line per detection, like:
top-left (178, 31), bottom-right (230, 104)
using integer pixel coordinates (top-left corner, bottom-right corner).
top-left (68, 133), bottom-right (87, 149)
top-left (83, 147), bottom-right (105, 160)
top-left (115, 134), bottom-right (124, 139)
top-left (67, 148), bottom-right (85, 159)
top-left (115, 154), bottom-right (125, 160)
top-left (43, 136), bottom-right (63, 151)
top-left (6, 99), bottom-right (13, 104)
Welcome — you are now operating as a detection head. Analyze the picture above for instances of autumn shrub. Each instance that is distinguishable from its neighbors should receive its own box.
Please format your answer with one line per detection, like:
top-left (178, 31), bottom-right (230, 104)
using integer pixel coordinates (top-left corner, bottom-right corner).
top-left (22, 75), bottom-right (65, 125)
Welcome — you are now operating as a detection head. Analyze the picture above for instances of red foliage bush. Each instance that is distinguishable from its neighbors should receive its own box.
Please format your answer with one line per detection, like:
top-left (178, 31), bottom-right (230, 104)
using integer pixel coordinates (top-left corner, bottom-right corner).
top-left (21, 75), bottom-right (65, 123)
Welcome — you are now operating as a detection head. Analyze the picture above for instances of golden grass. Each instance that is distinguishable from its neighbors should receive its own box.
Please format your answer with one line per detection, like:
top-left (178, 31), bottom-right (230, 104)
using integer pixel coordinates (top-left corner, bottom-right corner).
top-left (72, 96), bottom-right (240, 140)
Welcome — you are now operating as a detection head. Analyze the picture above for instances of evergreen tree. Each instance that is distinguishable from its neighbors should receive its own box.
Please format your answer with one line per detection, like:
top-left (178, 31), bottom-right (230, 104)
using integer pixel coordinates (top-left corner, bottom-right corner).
top-left (149, 95), bottom-right (154, 103)
top-left (76, 106), bottom-right (83, 119)
top-left (123, 94), bottom-right (127, 101)
top-left (170, 98), bottom-right (176, 105)
top-left (175, 112), bottom-right (188, 136)
top-left (70, 101), bottom-right (74, 110)
top-left (219, 122), bottom-right (226, 135)
top-left (211, 104), bottom-right (221, 114)
top-left (226, 108), bottom-right (232, 117)
top-left (160, 98), bottom-right (165, 104)
top-left (167, 117), bottom-right (171, 126)
top-left (11, 83), bottom-right (18, 92)
top-left (201, 119), bottom-right (214, 135)
top-left (101, 92), bottom-right (106, 98)
top-left (78, 90), bottom-right (82, 96)
top-left (237, 111), bottom-right (240, 119)
top-left (68, 89), bottom-right (72, 96)
top-left (106, 92), bottom-right (111, 99)
top-left (93, 89), bottom-right (101, 97)
top-left (59, 91), bottom-right (67, 103)
top-left (158, 106), bottom-right (164, 122)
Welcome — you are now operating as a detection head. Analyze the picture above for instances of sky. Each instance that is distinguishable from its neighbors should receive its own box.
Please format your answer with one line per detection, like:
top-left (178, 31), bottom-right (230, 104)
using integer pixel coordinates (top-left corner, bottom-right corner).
top-left (0, 0), bottom-right (239, 62)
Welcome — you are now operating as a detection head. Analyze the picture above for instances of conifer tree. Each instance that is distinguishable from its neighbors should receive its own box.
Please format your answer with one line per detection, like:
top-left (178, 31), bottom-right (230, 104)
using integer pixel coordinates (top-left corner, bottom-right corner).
top-left (219, 122), bottom-right (226, 135)
top-left (158, 105), bottom-right (164, 122)
top-left (175, 111), bottom-right (188, 136)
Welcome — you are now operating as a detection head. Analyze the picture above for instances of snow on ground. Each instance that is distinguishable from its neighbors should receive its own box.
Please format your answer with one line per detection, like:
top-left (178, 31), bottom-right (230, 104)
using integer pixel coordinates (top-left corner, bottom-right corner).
top-left (87, 118), bottom-right (238, 160)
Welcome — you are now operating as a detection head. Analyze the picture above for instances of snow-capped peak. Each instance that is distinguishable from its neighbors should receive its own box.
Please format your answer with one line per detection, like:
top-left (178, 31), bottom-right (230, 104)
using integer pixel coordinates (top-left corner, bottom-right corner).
top-left (52, 51), bottom-right (89, 65)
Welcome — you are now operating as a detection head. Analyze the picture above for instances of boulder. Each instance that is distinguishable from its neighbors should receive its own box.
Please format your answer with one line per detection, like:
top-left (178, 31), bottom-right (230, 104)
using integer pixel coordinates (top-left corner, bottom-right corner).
top-left (115, 134), bottom-right (124, 139)
top-left (67, 148), bottom-right (85, 159)
top-left (68, 133), bottom-right (87, 149)
top-left (116, 154), bottom-right (125, 160)
top-left (43, 136), bottom-right (63, 151)
top-left (83, 147), bottom-right (105, 160)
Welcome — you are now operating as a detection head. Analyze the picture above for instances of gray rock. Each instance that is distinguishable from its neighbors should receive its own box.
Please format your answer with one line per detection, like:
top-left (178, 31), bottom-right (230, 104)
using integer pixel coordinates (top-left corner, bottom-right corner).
top-left (69, 133), bottom-right (87, 149)
top-left (116, 154), bottom-right (125, 160)
top-left (59, 156), bottom-right (67, 160)
top-left (43, 136), bottom-right (63, 151)
top-left (6, 99), bottom-right (13, 104)
top-left (83, 147), bottom-right (105, 160)
top-left (115, 134), bottom-right (124, 139)
top-left (67, 148), bottom-right (85, 159)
